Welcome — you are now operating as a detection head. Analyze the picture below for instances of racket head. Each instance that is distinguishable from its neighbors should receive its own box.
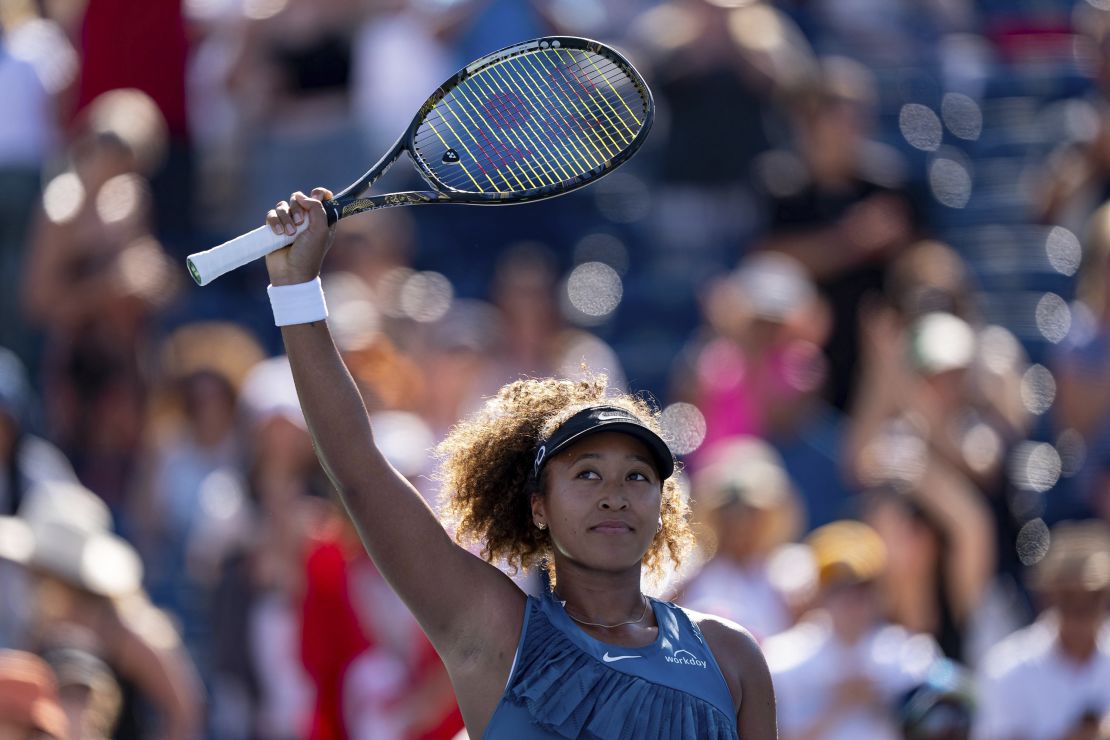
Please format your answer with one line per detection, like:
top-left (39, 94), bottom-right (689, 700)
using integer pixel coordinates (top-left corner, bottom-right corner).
top-left (404, 37), bottom-right (654, 204)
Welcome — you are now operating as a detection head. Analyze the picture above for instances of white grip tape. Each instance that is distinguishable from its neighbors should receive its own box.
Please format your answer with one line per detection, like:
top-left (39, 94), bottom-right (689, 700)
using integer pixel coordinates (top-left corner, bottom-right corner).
top-left (186, 220), bottom-right (310, 286)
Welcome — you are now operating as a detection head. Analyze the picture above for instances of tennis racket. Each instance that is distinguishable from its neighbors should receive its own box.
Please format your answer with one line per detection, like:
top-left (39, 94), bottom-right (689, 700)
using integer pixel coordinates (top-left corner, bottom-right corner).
top-left (186, 36), bottom-right (654, 285)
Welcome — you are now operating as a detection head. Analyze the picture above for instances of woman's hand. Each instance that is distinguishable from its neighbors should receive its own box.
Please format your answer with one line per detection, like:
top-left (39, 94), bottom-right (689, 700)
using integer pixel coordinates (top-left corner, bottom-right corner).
top-left (264, 187), bottom-right (336, 286)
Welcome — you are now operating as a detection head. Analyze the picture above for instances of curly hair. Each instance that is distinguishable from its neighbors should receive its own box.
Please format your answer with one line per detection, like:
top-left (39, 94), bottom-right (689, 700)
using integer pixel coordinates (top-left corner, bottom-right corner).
top-left (435, 373), bottom-right (693, 582)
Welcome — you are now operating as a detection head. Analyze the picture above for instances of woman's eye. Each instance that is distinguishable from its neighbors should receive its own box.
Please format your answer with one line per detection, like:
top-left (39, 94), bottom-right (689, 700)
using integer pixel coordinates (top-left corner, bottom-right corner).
top-left (628, 472), bottom-right (649, 482)
top-left (577, 470), bottom-right (601, 480)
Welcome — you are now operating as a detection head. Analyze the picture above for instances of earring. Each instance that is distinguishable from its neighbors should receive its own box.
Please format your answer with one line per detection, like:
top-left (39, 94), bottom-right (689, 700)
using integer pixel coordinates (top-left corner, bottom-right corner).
top-left (537, 522), bottom-right (547, 530)
top-left (657, 519), bottom-right (663, 533)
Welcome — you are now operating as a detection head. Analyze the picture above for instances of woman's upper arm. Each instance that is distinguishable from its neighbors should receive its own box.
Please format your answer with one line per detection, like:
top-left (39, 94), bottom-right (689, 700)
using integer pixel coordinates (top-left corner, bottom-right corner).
top-left (320, 441), bottom-right (527, 667)
top-left (700, 617), bottom-right (778, 739)
top-left (734, 629), bottom-right (777, 739)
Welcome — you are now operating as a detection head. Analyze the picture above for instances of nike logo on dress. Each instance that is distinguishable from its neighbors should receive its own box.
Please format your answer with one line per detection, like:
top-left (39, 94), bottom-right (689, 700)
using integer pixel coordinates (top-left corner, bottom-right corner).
top-left (602, 652), bottom-right (643, 662)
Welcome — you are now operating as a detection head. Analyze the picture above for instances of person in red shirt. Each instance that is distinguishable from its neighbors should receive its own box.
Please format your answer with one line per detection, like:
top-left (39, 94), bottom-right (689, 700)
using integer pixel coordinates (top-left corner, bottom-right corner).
top-left (300, 411), bottom-right (462, 740)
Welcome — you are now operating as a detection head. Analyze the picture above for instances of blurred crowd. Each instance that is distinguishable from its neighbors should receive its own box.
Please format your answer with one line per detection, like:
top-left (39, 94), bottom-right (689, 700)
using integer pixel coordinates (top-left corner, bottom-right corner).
top-left (3, 0), bottom-right (1110, 738)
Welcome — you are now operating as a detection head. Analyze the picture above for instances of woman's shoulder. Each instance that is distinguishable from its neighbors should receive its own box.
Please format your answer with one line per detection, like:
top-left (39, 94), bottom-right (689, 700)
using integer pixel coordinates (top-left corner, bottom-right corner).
top-left (683, 607), bottom-right (765, 666)
top-left (682, 605), bottom-right (772, 702)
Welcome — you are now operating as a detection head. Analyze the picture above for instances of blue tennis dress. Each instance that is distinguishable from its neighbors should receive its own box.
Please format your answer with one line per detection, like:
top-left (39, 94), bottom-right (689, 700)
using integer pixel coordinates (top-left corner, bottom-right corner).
top-left (484, 593), bottom-right (740, 739)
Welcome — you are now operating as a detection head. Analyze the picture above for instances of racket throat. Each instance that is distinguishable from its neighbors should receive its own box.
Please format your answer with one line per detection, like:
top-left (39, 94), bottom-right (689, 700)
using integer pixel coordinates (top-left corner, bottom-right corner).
top-left (323, 199), bottom-right (342, 225)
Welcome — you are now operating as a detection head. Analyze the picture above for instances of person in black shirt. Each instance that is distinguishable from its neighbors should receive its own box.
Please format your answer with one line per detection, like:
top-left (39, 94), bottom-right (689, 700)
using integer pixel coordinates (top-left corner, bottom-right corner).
top-left (756, 56), bottom-right (921, 411)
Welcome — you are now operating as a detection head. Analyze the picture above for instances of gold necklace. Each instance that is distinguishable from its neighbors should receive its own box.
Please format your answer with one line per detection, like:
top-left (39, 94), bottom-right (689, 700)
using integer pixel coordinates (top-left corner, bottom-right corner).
top-left (557, 593), bottom-right (651, 629)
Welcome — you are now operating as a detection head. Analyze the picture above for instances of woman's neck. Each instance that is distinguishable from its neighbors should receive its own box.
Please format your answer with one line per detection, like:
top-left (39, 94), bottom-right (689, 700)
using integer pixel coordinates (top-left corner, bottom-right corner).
top-left (552, 561), bottom-right (646, 627)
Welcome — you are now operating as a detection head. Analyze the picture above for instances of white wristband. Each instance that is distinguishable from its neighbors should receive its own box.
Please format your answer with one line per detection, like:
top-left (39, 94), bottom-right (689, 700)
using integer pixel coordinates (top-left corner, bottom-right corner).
top-left (267, 277), bottom-right (328, 326)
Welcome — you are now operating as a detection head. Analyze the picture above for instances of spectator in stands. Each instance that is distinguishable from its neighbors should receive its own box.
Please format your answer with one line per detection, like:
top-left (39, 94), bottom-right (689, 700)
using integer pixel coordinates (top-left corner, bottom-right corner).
top-left (1054, 202), bottom-right (1110, 520)
top-left (882, 240), bottom-right (980, 325)
top-left (485, 243), bottom-right (626, 391)
top-left (764, 520), bottom-right (940, 740)
top-left (43, 644), bottom-right (123, 740)
top-left (325, 209), bottom-right (418, 319)
top-left (412, 300), bottom-right (503, 441)
top-left (848, 254), bottom-right (1030, 661)
top-left (0, 1), bottom-right (65, 362)
top-left (0, 481), bottom-right (202, 740)
top-left (975, 520), bottom-right (1110, 740)
top-left (673, 250), bottom-right (851, 528)
top-left (74, 0), bottom-right (190, 240)
top-left (1039, 10), bottom-right (1110, 235)
top-left (322, 271), bottom-right (427, 415)
top-left (0, 347), bottom-right (79, 649)
top-left (896, 659), bottom-right (975, 740)
top-left (683, 251), bottom-right (830, 446)
top-left (631, 0), bottom-right (812, 261)
top-left (757, 55), bottom-right (919, 412)
top-left (227, 0), bottom-right (367, 232)
top-left (209, 356), bottom-right (331, 739)
top-left (0, 347), bottom-right (78, 518)
top-left (0, 649), bottom-right (68, 740)
top-left (488, 244), bottom-right (561, 383)
top-left (21, 89), bottom-right (178, 504)
top-left (349, 0), bottom-right (458, 156)
top-left (676, 436), bottom-right (804, 642)
top-left (859, 481), bottom-right (994, 664)
top-left (129, 322), bottom-right (264, 666)
top-left (301, 410), bottom-right (462, 740)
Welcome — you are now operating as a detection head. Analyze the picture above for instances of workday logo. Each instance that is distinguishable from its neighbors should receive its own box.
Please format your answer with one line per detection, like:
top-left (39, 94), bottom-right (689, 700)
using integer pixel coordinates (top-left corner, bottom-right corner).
top-left (664, 649), bottom-right (707, 669)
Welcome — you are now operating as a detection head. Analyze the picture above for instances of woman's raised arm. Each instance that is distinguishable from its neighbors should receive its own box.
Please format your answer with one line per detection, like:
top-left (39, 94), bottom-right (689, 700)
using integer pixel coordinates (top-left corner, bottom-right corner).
top-left (263, 189), bottom-right (525, 666)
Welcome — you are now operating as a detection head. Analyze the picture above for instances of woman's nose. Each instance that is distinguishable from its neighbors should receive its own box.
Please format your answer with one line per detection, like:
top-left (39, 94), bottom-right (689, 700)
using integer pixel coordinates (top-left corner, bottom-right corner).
top-left (599, 493), bottom-right (630, 510)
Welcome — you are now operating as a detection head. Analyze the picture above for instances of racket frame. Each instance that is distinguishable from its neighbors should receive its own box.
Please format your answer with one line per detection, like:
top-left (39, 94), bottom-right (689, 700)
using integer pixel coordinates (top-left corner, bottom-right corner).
top-left (187, 36), bottom-right (652, 286)
top-left (326, 36), bottom-right (654, 220)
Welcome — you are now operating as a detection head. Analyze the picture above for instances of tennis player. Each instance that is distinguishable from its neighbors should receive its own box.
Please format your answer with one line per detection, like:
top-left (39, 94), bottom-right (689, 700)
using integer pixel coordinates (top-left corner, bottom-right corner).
top-left (262, 189), bottom-right (777, 738)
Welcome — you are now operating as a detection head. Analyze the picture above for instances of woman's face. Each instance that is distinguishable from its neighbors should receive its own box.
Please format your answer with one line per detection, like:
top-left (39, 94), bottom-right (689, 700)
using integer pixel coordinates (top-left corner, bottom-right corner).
top-left (532, 432), bottom-right (663, 574)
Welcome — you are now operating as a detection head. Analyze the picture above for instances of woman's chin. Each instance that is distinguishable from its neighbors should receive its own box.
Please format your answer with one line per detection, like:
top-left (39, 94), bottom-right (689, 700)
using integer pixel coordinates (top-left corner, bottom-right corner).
top-left (560, 546), bottom-right (650, 575)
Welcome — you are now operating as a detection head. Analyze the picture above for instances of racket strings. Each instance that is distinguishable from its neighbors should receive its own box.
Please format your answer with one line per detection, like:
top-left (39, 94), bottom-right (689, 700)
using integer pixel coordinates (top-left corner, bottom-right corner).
top-left (475, 60), bottom-right (597, 183)
top-left (420, 54), bottom-right (640, 177)
top-left (431, 93), bottom-right (532, 192)
top-left (492, 52), bottom-right (640, 162)
top-left (413, 48), bottom-right (648, 194)
top-left (418, 63), bottom-right (624, 190)
top-left (461, 64), bottom-right (580, 185)
top-left (499, 55), bottom-right (624, 166)
top-left (512, 52), bottom-right (644, 162)
top-left (538, 51), bottom-right (639, 146)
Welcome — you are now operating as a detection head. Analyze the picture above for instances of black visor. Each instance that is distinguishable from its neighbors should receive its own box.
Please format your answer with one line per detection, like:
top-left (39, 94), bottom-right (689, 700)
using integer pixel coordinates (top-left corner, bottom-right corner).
top-left (531, 405), bottom-right (675, 482)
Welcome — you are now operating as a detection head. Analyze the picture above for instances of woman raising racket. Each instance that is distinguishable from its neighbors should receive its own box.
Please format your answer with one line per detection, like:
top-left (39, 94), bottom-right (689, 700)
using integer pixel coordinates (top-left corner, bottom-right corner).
top-left (262, 188), bottom-right (777, 738)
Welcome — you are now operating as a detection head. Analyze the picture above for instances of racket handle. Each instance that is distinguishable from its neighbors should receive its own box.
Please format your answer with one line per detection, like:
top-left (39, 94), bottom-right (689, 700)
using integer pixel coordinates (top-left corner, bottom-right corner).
top-left (186, 221), bottom-right (309, 286)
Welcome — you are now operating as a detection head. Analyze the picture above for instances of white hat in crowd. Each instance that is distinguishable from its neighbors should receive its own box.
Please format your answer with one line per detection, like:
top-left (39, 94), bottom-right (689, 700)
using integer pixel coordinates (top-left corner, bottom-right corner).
top-left (0, 481), bottom-right (142, 599)
top-left (238, 355), bottom-right (306, 431)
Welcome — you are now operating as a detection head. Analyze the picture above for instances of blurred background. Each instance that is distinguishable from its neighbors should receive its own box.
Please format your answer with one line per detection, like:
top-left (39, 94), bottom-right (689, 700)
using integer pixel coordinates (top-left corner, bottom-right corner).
top-left (3, 0), bottom-right (1110, 738)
